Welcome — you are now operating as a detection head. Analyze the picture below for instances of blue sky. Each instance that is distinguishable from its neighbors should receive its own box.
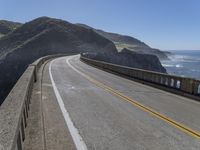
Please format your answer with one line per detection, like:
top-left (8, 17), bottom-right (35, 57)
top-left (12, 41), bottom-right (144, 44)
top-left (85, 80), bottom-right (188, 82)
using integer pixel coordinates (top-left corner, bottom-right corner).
top-left (0, 0), bottom-right (199, 50)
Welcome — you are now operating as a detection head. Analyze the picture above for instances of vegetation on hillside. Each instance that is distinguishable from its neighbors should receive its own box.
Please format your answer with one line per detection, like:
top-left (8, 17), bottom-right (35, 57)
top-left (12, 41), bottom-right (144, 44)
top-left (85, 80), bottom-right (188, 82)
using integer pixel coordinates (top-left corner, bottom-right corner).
top-left (0, 20), bottom-right (21, 35)
top-left (77, 23), bottom-right (169, 60)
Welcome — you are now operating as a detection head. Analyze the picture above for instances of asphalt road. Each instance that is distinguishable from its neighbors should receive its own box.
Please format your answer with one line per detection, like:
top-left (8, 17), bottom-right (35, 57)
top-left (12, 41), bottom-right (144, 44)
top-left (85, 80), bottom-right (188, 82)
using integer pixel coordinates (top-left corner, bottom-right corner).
top-left (41, 55), bottom-right (200, 150)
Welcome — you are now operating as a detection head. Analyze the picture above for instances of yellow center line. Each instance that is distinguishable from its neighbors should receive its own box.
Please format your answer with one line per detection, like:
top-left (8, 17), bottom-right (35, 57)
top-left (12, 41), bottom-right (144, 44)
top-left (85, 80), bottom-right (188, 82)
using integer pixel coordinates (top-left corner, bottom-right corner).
top-left (68, 57), bottom-right (200, 140)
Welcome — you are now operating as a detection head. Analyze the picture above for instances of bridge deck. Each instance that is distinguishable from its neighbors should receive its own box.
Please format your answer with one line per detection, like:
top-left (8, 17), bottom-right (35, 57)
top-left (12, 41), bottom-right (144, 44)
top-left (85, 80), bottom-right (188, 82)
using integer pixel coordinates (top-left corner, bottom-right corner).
top-left (24, 55), bottom-right (200, 150)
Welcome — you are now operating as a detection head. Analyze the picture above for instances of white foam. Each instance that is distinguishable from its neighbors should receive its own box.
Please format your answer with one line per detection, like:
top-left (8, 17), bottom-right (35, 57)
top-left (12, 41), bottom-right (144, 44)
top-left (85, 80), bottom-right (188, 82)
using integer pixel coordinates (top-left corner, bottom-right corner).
top-left (175, 64), bottom-right (183, 68)
top-left (162, 64), bottom-right (175, 67)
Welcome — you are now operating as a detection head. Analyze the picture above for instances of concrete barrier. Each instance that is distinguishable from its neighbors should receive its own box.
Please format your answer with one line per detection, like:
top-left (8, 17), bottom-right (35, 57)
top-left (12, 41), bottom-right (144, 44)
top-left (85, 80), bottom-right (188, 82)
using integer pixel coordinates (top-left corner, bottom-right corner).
top-left (80, 55), bottom-right (200, 100)
top-left (0, 54), bottom-right (70, 150)
top-left (0, 66), bottom-right (35, 150)
top-left (30, 54), bottom-right (73, 81)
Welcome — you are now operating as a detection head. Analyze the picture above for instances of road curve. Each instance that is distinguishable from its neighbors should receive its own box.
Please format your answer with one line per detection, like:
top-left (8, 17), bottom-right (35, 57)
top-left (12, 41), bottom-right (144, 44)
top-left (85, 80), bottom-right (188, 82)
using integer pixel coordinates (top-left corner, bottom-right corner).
top-left (42, 55), bottom-right (200, 150)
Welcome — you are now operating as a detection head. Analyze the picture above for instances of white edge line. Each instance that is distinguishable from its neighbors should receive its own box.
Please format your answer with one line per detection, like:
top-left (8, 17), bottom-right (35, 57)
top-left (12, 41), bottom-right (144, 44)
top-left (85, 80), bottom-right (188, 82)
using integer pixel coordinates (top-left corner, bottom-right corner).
top-left (66, 56), bottom-right (90, 78)
top-left (49, 58), bottom-right (88, 150)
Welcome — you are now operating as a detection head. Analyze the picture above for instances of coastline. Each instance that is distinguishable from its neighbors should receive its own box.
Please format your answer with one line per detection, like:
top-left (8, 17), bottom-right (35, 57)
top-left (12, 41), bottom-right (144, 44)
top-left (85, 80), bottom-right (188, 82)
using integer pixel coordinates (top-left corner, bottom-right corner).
top-left (161, 50), bottom-right (200, 80)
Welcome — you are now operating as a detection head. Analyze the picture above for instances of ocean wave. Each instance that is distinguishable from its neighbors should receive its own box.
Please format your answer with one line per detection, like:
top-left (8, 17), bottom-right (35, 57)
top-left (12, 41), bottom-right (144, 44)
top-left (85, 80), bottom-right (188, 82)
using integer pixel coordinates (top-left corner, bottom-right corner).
top-left (168, 54), bottom-right (200, 62)
top-left (162, 64), bottom-right (183, 68)
top-left (162, 64), bottom-right (175, 67)
top-left (175, 64), bottom-right (183, 68)
top-left (164, 51), bottom-right (200, 80)
top-left (191, 69), bottom-right (200, 72)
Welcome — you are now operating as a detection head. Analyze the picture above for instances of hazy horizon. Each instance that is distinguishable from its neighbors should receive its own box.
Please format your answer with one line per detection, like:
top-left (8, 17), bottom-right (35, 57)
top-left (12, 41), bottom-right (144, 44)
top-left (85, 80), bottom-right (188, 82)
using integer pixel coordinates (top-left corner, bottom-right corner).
top-left (1, 0), bottom-right (200, 50)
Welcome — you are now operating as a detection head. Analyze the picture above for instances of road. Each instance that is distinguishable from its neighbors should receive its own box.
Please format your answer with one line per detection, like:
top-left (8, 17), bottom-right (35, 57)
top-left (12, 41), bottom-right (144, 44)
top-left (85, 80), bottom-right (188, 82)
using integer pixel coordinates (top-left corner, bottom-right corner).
top-left (40, 55), bottom-right (200, 150)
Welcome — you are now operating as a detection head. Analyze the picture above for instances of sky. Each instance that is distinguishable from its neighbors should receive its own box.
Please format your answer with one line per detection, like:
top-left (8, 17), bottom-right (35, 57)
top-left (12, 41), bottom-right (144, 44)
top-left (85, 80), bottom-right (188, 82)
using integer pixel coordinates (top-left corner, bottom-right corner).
top-left (0, 0), bottom-right (199, 50)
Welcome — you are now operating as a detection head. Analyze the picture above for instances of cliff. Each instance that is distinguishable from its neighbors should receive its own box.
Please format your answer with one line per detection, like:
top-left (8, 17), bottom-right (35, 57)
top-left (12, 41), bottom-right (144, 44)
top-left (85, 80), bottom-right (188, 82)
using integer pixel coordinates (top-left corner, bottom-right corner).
top-left (84, 48), bottom-right (167, 73)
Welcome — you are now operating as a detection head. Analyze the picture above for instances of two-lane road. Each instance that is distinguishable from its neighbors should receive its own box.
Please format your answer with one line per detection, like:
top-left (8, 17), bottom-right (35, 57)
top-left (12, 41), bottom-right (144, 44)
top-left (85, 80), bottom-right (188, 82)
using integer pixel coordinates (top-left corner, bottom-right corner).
top-left (41, 55), bottom-right (200, 150)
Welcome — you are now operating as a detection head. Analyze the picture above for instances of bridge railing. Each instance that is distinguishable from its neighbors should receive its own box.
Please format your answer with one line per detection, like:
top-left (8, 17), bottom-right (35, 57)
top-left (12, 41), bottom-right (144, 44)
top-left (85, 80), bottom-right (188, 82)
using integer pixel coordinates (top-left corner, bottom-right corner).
top-left (80, 54), bottom-right (200, 99)
top-left (0, 54), bottom-right (69, 150)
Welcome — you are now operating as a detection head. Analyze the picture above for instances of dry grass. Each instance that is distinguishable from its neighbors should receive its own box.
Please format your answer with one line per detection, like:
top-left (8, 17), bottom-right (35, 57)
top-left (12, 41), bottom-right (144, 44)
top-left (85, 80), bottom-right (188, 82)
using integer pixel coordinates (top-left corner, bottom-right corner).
top-left (114, 42), bottom-right (138, 52)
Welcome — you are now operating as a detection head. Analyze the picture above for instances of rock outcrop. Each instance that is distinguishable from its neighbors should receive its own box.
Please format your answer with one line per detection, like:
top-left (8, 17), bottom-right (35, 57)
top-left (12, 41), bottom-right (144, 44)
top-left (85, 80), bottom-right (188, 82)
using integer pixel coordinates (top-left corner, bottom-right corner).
top-left (84, 48), bottom-right (167, 73)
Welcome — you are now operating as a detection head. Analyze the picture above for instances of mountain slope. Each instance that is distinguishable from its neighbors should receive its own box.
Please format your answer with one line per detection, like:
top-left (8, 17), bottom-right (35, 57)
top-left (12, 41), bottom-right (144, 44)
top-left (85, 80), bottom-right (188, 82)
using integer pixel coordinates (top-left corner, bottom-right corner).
top-left (0, 17), bottom-right (116, 60)
top-left (0, 17), bottom-right (117, 104)
top-left (0, 20), bottom-right (21, 36)
top-left (77, 23), bottom-right (168, 60)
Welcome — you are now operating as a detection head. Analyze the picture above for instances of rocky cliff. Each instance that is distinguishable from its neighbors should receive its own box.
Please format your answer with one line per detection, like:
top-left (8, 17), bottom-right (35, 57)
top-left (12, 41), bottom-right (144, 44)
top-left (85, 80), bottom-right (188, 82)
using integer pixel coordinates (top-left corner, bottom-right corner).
top-left (83, 48), bottom-right (167, 73)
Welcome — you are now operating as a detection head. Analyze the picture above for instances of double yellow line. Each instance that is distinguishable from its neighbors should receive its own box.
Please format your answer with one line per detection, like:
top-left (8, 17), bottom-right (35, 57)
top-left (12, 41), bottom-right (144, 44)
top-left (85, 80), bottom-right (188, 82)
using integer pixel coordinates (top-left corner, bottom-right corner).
top-left (68, 58), bottom-right (200, 140)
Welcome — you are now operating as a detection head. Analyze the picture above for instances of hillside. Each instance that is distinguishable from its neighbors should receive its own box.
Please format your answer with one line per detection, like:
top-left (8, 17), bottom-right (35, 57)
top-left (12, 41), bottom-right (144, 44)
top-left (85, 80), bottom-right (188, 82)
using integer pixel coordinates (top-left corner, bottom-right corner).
top-left (0, 17), bottom-right (116, 60)
top-left (77, 24), bottom-right (168, 60)
top-left (0, 20), bottom-right (21, 36)
top-left (0, 17), bottom-right (117, 104)
top-left (84, 48), bottom-right (166, 73)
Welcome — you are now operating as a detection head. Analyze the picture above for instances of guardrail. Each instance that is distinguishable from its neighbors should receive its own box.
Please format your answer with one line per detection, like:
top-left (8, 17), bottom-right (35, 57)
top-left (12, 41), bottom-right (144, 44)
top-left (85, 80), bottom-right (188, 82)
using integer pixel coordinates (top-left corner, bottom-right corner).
top-left (80, 54), bottom-right (200, 100)
top-left (0, 54), bottom-right (69, 150)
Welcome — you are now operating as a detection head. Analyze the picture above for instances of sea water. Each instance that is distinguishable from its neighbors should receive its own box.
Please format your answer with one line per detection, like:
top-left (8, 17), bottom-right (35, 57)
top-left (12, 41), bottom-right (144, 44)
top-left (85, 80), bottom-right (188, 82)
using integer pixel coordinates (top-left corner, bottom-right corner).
top-left (161, 50), bottom-right (200, 80)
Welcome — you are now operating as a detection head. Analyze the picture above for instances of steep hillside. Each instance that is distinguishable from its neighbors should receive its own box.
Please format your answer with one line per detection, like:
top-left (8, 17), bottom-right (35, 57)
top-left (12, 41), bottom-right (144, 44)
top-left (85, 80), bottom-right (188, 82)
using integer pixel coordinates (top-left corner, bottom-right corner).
top-left (0, 20), bottom-right (21, 36)
top-left (0, 17), bottom-right (116, 60)
top-left (84, 48), bottom-right (166, 73)
top-left (77, 23), bottom-right (168, 60)
top-left (0, 17), bottom-right (117, 104)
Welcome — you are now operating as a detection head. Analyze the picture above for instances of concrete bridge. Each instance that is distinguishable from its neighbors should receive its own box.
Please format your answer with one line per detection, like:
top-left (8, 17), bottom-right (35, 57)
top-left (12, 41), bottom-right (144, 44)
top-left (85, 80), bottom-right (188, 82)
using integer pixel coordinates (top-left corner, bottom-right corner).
top-left (0, 54), bottom-right (200, 150)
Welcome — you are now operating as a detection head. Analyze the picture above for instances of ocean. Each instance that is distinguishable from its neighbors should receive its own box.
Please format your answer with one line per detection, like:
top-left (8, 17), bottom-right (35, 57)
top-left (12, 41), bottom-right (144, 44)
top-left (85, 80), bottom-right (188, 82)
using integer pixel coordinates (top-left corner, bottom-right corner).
top-left (161, 50), bottom-right (200, 80)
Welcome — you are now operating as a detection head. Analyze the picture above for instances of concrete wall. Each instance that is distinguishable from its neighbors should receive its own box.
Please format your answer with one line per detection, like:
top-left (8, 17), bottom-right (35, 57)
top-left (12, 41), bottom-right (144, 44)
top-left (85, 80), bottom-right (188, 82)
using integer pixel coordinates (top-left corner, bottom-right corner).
top-left (80, 55), bottom-right (200, 100)
top-left (0, 54), bottom-right (67, 150)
